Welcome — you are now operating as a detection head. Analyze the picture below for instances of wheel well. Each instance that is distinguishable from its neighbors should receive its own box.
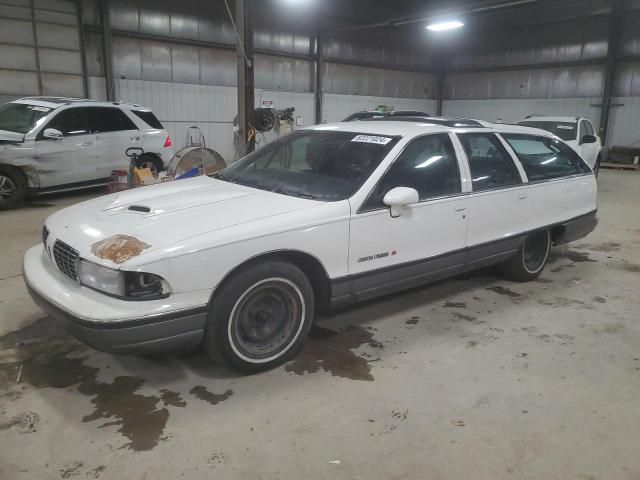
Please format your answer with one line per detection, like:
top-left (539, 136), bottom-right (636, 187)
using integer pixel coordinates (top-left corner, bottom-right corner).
top-left (213, 251), bottom-right (332, 312)
top-left (137, 152), bottom-right (163, 168)
top-left (550, 225), bottom-right (565, 244)
top-left (0, 164), bottom-right (29, 185)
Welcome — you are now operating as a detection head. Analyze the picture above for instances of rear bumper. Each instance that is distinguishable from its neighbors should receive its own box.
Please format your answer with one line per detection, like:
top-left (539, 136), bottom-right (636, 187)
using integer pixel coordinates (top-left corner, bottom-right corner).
top-left (23, 244), bottom-right (206, 354)
top-left (553, 209), bottom-right (598, 245)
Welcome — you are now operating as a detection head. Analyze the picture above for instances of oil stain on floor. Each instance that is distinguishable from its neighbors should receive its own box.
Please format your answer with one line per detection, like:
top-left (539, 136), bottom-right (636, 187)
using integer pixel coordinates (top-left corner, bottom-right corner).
top-left (0, 317), bottom-right (230, 451)
top-left (284, 325), bottom-right (383, 381)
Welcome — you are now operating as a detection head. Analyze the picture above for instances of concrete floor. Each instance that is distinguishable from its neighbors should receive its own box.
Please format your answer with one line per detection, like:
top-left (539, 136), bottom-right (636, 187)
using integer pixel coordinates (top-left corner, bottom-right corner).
top-left (1, 171), bottom-right (639, 480)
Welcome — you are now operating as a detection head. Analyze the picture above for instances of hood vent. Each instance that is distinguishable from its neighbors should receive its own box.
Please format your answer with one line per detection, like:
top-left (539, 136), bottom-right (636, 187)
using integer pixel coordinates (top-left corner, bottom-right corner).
top-left (128, 205), bottom-right (151, 213)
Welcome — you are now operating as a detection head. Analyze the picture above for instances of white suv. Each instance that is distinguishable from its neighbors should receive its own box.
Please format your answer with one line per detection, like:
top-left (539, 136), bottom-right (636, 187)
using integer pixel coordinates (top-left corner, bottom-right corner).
top-left (517, 116), bottom-right (602, 173)
top-left (0, 97), bottom-right (172, 209)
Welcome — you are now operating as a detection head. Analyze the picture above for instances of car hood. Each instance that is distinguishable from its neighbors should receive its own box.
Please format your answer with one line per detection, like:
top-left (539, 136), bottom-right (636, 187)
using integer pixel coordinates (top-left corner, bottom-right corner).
top-left (0, 129), bottom-right (25, 143)
top-left (46, 176), bottom-right (322, 266)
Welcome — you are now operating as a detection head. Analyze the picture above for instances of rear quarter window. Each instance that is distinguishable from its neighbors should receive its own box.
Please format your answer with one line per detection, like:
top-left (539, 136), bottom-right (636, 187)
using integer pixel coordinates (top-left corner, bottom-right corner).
top-left (131, 110), bottom-right (164, 129)
top-left (501, 134), bottom-right (591, 181)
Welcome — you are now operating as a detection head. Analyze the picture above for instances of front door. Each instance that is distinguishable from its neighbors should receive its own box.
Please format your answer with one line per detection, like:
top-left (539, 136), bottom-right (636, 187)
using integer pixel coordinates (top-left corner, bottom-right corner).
top-left (348, 133), bottom-right (468, 301)
top-left (35, 107), bottom-right (100, 188)
top-left (454, 132), bottom-right (529, 268)
top-left (578, 120), bottom-right (599, 169)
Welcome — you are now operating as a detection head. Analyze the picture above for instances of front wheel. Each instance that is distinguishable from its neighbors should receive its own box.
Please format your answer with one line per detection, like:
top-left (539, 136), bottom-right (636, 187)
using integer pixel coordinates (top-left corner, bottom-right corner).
top-left (203, 260), bottom-right (314, 373)
top-left (498, 230), bottom-right (551, 282)
top-left (0, 165), bottom-right (28, 210)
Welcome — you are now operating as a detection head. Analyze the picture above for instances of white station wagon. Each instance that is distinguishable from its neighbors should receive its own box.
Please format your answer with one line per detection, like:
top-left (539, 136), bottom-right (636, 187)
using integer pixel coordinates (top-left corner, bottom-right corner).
top-left (23, 120), bottom-right (598, 372)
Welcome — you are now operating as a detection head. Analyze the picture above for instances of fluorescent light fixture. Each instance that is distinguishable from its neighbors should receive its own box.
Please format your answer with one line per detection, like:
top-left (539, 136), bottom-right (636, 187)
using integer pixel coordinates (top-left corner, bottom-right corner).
top-left (427, 20), bottom-right (464, 32)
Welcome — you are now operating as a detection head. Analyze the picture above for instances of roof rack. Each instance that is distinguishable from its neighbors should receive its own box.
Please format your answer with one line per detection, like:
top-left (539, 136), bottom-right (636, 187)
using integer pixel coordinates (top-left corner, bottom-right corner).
top-left (367, 116), bottom-right (485, 128)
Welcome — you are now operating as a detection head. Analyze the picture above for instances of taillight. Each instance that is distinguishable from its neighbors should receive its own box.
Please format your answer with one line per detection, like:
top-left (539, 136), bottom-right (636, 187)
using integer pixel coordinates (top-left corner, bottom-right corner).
top-left (163, 136), bottom-right (172, 148)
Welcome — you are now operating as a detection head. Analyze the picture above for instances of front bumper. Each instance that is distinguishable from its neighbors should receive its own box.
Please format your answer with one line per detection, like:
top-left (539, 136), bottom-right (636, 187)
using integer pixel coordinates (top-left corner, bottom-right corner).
top-left (23, 245), bottom-right (207, 354)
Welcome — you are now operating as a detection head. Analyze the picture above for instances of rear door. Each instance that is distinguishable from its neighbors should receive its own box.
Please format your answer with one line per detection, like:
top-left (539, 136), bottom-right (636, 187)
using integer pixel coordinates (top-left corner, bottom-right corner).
top-left (90, 107), bottom-right (141, 176)
top-left (34, 107), bottom-right (100, 187)
top-left (454, 132), bottom-right (529, 268)
top-left (348, 133), bottom-right (468, 300)
top-left (500, 133), bottom-right (595, 227)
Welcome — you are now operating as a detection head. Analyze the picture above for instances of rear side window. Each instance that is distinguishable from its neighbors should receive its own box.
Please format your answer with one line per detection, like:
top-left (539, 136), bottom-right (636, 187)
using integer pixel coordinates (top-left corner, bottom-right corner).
top-left (501, 134), bottom-right (591, 181)
top-left (88, 107), bottom-right (137, 133)
top-left (132, 110), bottom-right (163, 129)
top-left (45, 107), bottom-right (89, 136)
top-left (362, 133), bottom-right (461, 210)
top-left (457, 133), bottom-right (521, 191)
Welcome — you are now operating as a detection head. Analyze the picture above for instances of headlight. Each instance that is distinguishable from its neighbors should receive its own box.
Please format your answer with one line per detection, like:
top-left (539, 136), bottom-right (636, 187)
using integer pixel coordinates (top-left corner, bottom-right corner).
top-left (78, 260), bottom-right (124, 297)
top-left (77, 260), bottom-right (170, 300)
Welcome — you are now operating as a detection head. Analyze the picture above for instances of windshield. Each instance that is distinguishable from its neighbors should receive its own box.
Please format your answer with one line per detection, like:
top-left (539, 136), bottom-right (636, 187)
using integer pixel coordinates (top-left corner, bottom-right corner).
top-left (0, 103), bottom-right (53, 134)
top-left (217, 131), bottom-right (399, 201)
top-left (518, 121), bottom-right (577, 141)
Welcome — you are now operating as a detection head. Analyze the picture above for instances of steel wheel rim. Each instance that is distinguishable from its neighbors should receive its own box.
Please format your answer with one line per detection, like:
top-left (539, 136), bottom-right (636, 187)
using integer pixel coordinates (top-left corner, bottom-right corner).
top-left (523, 231), bottom-right (549, 273)
top-left (228, 278), bottom-right (305, 363)
top-left (0, 175), bottom-right (17, 200)
top-left (139, 160), bottom-right (159, 177)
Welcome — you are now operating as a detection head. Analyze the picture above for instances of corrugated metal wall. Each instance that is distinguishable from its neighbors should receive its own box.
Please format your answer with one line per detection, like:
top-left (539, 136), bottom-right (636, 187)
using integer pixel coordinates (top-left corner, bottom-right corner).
top-left (77, 0), bottom-right (438, 160)
top-left (441, 11), bottom-right (640, 145)
top-left (3, 0), bottom-right (640, 151)
top-left (0, 0), bottom-right (85, 103)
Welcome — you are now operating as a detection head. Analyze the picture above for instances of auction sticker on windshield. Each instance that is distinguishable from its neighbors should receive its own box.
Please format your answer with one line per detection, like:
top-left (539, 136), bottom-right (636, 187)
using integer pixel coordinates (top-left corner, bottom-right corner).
top-left (351, 135), bottom-right (393, 145)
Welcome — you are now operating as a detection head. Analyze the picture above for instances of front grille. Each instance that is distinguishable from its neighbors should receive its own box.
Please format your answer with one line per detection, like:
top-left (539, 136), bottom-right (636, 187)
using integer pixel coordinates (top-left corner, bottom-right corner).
top-left (53, 240), bottom-right (79, 281)
top-left (42, 225), bottom-right (49, 248)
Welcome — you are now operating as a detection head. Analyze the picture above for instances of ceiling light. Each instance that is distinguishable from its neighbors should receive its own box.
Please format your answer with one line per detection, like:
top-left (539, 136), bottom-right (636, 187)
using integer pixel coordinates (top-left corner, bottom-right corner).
top-left (426, 20), bottom-right (464, 32)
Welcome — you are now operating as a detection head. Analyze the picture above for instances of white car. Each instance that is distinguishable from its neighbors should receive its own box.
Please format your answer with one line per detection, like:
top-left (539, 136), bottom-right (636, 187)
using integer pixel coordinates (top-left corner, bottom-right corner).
top-left (517, 116), bottom-right (602, 173)
top-left (0, 97), bottom-right (172, 209)
top-left (23, 120), bottom-right (598, 372)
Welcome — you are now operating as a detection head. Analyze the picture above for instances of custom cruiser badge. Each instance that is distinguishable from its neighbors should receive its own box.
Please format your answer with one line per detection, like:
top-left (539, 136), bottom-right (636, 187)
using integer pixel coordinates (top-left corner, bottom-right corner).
top-left (357, 250), bottom-right (397, 263)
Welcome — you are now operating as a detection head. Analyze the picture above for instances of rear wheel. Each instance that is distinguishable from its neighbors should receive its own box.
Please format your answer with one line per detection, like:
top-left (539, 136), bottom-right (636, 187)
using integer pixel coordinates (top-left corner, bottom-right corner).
top-left (498, 230), bottom-right (551, 282)
top-left (203, 260), bottom-right (314, 373)
top-left (135, 154), bottom-right (163, 178)
top-left (0, 166), bottom-right (27, 210)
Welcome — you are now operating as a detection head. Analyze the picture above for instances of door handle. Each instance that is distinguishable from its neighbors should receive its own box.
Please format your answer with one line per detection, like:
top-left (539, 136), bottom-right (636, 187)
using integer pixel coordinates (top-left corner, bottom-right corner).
top-left (81, 141), bottom-right (94, 146)
top-left (455, 205), bottom-right (466, 212)
top-left (518, 193), bottom-right (528, 200)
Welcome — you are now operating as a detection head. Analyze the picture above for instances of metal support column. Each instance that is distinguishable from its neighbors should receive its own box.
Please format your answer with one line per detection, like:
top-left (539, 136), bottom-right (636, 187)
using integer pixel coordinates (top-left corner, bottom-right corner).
top-left (236, 0), bottom-right (255, 155)
top-left (436, 66), bottom-right (445, 116)
top-left (77, 0), bottom-right (89, 98)
top-left (99, 0), bottom-right (115, 101)
top-left (599, 0), bottom-right (623, 145)
top-left (314, 32), bottom-right (323, 124)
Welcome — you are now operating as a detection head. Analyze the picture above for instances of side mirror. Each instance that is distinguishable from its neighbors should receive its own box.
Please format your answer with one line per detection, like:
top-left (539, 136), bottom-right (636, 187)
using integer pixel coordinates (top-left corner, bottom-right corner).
top-left (383, 187), bottom-right (419, 218)
top-left (580, 134), bottom-right (597, 145)
top-left (43, 128), bottom-right (63, 140)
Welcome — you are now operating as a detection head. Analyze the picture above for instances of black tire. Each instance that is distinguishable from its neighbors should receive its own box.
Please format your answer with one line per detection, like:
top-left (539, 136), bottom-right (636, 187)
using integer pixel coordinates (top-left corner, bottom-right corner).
top-left (203, 260), bottom-right (315, 373)
top-left (0, 165), bottom-right (28, 210)
top-left (135, 154), bottom-right (163, 178)
top-left (498, 230), bottom-right (551, 282)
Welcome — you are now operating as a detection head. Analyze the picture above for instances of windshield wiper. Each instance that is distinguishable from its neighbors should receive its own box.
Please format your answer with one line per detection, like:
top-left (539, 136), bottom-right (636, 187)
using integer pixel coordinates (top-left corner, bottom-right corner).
top-left (269, 187), bottom-right (317, 200)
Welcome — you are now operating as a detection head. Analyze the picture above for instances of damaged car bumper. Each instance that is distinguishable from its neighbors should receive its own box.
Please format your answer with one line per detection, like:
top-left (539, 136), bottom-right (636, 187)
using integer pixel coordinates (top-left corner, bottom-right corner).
top-left (23, 245), bottom-right (207, 354)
